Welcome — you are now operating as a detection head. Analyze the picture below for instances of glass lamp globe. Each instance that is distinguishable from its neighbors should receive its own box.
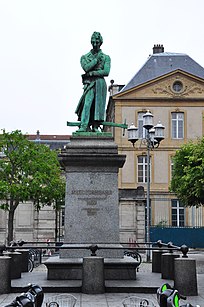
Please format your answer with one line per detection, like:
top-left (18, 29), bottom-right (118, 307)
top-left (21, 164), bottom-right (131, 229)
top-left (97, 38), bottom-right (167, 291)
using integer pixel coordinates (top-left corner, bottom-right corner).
top-left (128, 124), bottom-right (138, 146)
top-left (154, 121), bottom-right (165, 143)
top-left (143, 111), bottom-right (154, 131)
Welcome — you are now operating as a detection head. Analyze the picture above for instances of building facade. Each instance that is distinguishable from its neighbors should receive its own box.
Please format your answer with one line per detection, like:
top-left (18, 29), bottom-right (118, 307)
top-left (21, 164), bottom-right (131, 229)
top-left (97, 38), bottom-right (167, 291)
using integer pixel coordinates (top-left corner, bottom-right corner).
top-left (1, 46), bottom-right (204, 246)
top-left (107, 45), bottom-right (204, 244)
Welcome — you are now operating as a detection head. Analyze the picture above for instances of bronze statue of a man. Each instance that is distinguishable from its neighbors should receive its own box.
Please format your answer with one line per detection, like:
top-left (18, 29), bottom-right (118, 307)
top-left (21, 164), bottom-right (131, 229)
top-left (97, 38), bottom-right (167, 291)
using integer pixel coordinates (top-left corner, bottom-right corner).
top-left (75, 32), bottom-right (111, 132)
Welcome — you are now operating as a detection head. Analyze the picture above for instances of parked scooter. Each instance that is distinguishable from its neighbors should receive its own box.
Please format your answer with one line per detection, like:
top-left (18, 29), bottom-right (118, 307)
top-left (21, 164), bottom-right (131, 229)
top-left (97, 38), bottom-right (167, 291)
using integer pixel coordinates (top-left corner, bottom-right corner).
top-left (157, 283), bottom-right (200, 307)
top-left (4, 283), bottom-right (44, 307)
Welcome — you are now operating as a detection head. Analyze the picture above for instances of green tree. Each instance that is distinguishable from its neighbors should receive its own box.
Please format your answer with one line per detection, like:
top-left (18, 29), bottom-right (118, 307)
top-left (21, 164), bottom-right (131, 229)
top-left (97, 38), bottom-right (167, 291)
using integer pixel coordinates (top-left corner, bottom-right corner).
top-left (170, 137), bottom-right (204, 207)
top-left (0, 130), bottom-right (65, 244)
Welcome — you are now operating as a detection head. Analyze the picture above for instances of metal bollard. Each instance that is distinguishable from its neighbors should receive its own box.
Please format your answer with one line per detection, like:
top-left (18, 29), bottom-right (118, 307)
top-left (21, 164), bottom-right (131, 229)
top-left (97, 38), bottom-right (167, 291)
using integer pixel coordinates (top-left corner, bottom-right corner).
top-left (82, 257), bottom-right (105, 294)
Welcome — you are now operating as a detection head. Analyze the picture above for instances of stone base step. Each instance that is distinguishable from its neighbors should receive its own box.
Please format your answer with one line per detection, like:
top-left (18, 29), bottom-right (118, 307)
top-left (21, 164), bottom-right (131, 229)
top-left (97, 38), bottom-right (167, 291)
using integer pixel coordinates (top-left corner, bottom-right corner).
top-left (11, 270), bottom-right (173, 294)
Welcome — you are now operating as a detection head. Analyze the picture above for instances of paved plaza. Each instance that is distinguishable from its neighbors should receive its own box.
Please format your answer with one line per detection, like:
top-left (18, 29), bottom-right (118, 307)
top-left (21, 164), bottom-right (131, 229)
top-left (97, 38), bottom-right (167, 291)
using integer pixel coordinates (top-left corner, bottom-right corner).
top-left (0, 253), bottom-right (204, 306)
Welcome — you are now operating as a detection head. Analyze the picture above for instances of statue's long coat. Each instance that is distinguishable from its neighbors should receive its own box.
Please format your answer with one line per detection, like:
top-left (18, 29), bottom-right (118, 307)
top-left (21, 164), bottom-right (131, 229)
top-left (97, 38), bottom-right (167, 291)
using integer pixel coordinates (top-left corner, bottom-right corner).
top-left (75, 49), bottom-right (111, 123)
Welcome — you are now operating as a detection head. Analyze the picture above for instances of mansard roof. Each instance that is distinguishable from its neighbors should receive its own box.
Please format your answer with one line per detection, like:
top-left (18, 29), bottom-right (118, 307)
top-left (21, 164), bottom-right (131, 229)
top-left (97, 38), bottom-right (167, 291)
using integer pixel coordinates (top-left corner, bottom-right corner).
top-left (120, 52), bottom-right (204, 93)
top-left (27, 132), bottom-right (70, 150)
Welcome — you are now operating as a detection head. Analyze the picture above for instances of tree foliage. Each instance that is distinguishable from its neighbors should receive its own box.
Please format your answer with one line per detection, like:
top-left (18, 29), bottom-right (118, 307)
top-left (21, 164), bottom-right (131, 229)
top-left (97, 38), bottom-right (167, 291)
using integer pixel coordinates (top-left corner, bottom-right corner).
top-left (0, 130), bottom-right (65, 243)
top-left (170, 137), bottom-right (204, 207)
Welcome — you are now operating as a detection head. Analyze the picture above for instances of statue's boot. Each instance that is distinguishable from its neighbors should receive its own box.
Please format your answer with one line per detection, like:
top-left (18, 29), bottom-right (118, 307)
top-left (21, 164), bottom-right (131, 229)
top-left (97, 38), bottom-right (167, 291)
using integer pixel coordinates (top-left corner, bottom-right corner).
top-left (92, 122), bottom-right (101, 132)
top-left (77, 124), bottom-right (87, 132)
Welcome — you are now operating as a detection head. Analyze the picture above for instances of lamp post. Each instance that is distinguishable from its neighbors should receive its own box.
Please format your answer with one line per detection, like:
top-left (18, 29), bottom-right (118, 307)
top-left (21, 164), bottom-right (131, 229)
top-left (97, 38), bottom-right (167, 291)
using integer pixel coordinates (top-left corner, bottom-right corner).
top-left (128, 111), bottom-right (165, 262)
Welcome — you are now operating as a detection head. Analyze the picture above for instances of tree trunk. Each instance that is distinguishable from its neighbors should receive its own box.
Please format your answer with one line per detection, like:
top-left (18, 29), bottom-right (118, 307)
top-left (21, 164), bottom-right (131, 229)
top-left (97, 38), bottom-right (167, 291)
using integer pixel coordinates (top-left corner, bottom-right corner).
top-left (55, 208), bottom-right (58, 243)
top-left (7, 199), bottom-right (19, 245)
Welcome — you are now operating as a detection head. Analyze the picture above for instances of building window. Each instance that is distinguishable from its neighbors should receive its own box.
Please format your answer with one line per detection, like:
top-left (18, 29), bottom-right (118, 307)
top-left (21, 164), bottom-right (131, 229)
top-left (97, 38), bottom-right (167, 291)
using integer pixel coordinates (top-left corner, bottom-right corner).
top-left (172, 81), bottom-right (183, 92)
top-left (138, 112), bottom-right (147, 139)
top-left (171, 112), bottom-right (184, 139)
top-left (137, 155), bottom-right (151, 183)
top-left (171, 200), bottom-right (185, 227)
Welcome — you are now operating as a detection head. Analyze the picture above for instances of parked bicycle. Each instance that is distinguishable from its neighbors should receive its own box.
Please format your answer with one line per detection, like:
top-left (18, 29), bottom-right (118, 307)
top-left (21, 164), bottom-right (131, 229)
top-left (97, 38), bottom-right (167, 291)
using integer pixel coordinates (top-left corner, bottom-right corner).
top-left (9, 241), bottom-right (42, 272)
top-left (124, 250), bottom-right (142, 265)
top-left (28, 249), bottom-right (42, 272)
top-left (4, 283), bottom-right (44, 307)
top-left (157, 283), bottom-right (200, 307)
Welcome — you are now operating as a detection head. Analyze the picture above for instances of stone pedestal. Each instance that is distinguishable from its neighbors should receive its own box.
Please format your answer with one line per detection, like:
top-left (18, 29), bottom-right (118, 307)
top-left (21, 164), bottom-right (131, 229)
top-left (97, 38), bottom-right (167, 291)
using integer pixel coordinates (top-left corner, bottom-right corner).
top-left (174, 258), bottom-right (198, 296)
top-left (82, 257), bottom-right (105, 294)
top-left (161, 253), bottom-right (180, 280)
top-left (0, 256), bottom-right (11, 294)
top-left (152, 250), bottom-right (164, 273)
top-left (16, 249), bottom-right (29, 272)
top-left (4, 251), bottom-right (22, 279)
top-left (45, 135), bottom-right (138, 280)
top-left (59, 135), bottom-right (125, 259)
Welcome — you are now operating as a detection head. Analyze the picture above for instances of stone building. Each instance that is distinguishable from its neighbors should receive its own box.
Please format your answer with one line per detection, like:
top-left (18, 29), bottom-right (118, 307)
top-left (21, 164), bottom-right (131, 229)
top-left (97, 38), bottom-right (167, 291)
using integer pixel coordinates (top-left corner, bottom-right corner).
top-left (107, 44), bottom-right (204, 244)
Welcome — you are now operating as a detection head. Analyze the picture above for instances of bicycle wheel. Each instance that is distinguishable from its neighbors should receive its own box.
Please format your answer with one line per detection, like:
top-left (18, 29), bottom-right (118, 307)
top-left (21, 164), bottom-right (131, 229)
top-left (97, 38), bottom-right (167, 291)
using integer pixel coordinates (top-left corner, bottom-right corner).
top-left (28, 258), bottom-right (34, 272)
top-left (133, 251), bottom-right (142, 265)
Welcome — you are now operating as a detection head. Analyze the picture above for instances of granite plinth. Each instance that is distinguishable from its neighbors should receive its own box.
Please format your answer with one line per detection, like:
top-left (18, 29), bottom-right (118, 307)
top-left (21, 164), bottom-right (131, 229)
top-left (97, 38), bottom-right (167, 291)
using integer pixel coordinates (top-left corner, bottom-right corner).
top-left (3, 251), bottom-right (22, 279)
top-left (161, 253), bottom-right (180, 280)
top-left (174, 258), bottom-right (198, 296)
top-left (0, 256), bottom-right (11, 294)
top-left (152, 250), bottom-right (165, 273)
top-left (82, 257), bottom-right (105, 294)
top-left (16, 249), bottom-right (29, 272)
top-left (58, 136), bottom-right (126, 259)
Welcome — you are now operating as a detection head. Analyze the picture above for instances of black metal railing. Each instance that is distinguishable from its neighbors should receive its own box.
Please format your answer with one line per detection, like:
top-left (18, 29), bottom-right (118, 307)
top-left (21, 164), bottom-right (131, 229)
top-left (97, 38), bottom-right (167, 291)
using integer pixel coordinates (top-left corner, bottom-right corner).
top-left (154, 240), bottom-right (189, 257)
top-left (1, 239), bottom-right (189, 257)
top-left (0, 239), bottom-right (189, 272)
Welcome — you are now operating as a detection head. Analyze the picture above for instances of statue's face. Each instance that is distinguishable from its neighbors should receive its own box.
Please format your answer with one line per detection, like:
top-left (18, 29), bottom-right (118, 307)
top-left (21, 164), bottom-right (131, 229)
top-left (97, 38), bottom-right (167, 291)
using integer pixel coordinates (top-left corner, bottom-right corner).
top-left (91, 36), bottom-right (102, 51)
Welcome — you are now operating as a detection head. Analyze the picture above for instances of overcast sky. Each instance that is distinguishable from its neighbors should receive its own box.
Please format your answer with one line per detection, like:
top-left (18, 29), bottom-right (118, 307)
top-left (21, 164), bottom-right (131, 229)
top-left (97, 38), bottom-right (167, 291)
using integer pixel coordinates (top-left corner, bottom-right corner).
top-left (0, 0), bottom-right (204, 135)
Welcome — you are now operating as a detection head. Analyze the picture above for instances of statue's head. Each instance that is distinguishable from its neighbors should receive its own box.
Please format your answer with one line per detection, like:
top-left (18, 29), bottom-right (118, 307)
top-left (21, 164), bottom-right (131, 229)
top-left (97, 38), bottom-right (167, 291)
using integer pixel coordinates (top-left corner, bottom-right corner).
top-left (91, 32), bottom-right (103, 49)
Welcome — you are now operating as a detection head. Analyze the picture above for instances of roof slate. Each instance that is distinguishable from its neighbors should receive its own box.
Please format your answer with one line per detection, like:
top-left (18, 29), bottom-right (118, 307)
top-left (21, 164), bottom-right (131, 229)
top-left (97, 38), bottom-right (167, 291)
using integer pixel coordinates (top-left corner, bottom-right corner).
top-left (27, 134), bottom-right (70, 150)
top-left (27, 135), bottom-right (70, 141)
top-left (120, 52), bottom-right (204, 93)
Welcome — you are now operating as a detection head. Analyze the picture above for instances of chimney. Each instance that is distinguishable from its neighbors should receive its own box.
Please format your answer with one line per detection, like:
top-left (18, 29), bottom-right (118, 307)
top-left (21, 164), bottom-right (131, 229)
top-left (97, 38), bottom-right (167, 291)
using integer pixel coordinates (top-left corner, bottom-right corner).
top-left (108, 80), bottom-right (125, 96)
top-left (153, 44), bottom-right (164, 54)
top-left (36, 130), bottom-right (41, 141)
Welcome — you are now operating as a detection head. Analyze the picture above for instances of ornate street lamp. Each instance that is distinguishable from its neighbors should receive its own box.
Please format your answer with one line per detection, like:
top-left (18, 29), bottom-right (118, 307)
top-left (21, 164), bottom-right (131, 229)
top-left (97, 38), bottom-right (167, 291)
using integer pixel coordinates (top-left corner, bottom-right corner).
top-left (128, 111), bottom-right (165, 262)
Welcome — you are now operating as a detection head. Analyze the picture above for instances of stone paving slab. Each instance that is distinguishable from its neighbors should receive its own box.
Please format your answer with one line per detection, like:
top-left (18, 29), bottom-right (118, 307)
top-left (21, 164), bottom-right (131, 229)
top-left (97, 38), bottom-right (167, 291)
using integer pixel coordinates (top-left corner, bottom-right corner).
top-left (10, 263), bottom-right (174, 293)
top-left (0, 261), bottom-right (204, 306)
top-left (0, 291), bottom-right (203, 307)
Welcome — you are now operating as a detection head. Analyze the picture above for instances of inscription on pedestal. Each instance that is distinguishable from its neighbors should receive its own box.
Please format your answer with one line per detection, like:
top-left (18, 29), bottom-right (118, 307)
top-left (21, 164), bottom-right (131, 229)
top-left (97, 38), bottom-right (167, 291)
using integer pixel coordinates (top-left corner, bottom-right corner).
top-left (71, 189), bottom-right (113, 216)
top-left (82, 208), bottom-right (100, 216)
top-left (72, 189), bottom-right (112, 196)
top-left (72, 190), bottom-right (112, 203)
